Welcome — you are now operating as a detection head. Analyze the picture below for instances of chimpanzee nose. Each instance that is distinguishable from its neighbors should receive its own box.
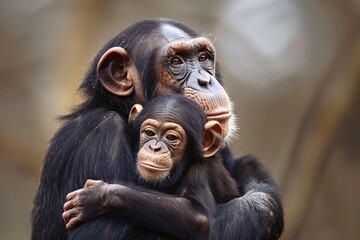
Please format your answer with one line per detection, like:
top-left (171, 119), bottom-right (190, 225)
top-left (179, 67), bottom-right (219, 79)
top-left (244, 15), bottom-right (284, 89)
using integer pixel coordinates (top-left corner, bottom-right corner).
top-left (150, 142), bottom-right (161, 152)
top-left (197, 70), bottom-right (211, 87)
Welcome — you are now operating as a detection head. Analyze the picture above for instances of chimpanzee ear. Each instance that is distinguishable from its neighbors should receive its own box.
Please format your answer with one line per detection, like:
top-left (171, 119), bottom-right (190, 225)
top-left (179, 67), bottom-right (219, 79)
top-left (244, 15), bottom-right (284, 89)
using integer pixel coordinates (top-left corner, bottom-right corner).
top-left (128, 104), bottom-right (143, 124)
top-left (202, 120), bottom-right (223, 158)
top-left (97, 47), bottom-right (136, 96)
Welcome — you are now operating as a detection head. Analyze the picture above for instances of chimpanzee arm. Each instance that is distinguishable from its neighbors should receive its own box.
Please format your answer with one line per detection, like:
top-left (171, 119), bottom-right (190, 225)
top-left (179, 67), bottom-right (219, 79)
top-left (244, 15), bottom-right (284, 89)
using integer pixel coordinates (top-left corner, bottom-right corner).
top-left (217, 148), bottom-right (284, 240)
top-left (63, 164), bottom-right (214, 240)
top-left (31, 108), bottom-right (135, 240)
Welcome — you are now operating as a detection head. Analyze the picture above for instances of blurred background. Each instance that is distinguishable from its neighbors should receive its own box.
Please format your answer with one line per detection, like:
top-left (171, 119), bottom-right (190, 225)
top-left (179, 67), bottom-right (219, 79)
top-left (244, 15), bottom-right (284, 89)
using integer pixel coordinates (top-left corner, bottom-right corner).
top-left (0, 0), bottom-right (359, 239)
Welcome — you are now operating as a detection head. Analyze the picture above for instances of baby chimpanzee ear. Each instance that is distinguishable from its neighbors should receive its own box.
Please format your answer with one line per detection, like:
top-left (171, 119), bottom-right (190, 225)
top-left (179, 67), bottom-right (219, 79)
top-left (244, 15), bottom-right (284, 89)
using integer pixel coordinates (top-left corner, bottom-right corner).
top-left (128, 104), bottom-right (143, 125)
top-left (202, 120), bottom-right (223, 158)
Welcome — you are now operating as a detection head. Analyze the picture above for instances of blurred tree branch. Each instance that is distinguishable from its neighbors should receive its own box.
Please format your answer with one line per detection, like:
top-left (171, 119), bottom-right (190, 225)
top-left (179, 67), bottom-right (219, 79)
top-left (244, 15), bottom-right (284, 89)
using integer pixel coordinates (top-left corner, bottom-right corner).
top-left (280, 16), bottom-right (360, 239)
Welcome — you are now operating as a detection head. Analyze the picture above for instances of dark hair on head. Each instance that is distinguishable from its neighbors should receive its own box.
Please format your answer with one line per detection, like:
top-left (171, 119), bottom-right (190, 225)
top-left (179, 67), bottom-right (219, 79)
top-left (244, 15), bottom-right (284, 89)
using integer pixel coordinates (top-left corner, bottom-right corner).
top-left (134, 94), bottom-right (207, 161)
top-left (80, 18), bottom-right (200, 114)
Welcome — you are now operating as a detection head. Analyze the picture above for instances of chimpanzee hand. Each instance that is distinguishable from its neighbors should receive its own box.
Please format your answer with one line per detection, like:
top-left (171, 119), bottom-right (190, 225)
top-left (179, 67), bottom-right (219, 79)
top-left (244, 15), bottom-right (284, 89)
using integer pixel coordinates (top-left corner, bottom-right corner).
top-left (62, 179), bottom-right (110, 230)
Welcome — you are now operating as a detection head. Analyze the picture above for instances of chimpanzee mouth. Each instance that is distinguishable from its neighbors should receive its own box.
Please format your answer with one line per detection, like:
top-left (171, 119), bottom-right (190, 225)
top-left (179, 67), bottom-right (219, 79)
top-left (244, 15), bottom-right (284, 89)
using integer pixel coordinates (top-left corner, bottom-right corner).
top-left (138, 160), bottom-right (170, 172)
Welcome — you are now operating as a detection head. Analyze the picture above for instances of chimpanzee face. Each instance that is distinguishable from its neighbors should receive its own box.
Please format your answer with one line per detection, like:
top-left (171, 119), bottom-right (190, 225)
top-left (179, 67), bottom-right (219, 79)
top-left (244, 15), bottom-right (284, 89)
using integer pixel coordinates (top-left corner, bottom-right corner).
top-left (136, 119), bottom-right (187, 183)
top-left (96, 23), bottom-right (236, 143)
top-left (155, 37), bottom-right (233, 139)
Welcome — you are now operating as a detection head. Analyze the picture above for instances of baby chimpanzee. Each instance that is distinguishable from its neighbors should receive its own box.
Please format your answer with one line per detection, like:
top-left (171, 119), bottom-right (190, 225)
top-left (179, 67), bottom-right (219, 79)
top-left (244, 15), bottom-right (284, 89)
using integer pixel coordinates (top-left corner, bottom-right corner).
top-left (63, 95), bottom-right (240, 240)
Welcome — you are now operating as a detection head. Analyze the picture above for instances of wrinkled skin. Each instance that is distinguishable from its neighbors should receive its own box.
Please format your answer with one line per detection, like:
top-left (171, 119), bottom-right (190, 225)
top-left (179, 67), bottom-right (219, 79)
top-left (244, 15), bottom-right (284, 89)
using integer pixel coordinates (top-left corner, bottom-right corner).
top-left (63, 180), bottom-right (110, 230)
top-left (63, 95), bottom-right (238, 240)
top-left (32, 19), bottom-right (283, 240)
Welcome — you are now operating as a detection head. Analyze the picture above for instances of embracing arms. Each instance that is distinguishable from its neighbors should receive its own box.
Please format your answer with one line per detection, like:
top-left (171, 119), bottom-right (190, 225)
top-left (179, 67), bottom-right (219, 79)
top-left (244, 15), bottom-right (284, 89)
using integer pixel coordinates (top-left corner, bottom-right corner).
top-left (63, 172), bottom-right (214, 240)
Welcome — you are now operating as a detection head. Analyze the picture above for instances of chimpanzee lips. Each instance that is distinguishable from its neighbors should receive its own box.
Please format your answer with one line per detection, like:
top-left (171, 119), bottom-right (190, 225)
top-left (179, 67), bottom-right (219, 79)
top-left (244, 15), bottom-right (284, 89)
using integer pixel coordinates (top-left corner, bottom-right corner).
top-left (138, 160), bottom-right (171, 172)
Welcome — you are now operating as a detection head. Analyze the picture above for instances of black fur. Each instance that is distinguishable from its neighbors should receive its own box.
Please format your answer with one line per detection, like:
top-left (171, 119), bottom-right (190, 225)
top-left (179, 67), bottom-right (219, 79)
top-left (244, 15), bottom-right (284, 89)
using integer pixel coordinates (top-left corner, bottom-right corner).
top-left (68, 95), bottom-right (240, 239)
top-left (31, 18), bottom-right (283, 240)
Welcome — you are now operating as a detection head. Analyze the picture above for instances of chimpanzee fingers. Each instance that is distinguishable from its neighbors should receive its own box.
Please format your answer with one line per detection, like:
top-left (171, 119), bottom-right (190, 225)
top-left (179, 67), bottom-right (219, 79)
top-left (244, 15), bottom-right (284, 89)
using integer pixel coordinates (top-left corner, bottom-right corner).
top-left (66, 189), bottom-right (83, 201)
top-left (84, 179), bottom-right (96, 187)
top-left (84, 179), bottom-right (103, 188)
top-left (62, 208), bottom-right (79, 225)
top-left (65, 215), bottom-right (84, 230)
top-left (63, 199), bottom-right (74, 211)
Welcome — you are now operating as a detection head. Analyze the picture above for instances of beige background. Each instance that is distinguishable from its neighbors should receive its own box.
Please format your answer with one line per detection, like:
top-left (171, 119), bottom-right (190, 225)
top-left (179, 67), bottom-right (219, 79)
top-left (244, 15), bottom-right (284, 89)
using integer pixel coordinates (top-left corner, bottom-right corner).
top-left (0, 0), bottom-right (359, 239)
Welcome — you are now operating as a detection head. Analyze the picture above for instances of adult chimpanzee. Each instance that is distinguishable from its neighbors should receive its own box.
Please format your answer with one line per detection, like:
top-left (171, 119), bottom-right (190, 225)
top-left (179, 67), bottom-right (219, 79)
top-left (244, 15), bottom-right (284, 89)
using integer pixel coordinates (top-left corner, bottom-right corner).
top-left (32, 18), bottom-right (283, 240)
top-left (62, 95), bottom-right (240, 239)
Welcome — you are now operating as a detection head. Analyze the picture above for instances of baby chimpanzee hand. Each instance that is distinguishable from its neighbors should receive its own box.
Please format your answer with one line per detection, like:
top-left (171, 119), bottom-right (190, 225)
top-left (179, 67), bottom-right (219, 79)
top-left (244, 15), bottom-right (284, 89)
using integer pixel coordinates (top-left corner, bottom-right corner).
top-left (62, 179), bottom-right (109, 230)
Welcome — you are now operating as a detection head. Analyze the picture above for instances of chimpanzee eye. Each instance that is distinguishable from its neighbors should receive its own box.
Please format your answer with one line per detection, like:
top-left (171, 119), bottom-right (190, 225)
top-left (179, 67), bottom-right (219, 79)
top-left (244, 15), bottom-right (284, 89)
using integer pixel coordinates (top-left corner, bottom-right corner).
top-left (170, 56), bottom-right (183, 66)
top-left (198, 53), bottom-right (208, 62)
top-left (166, 134), bottom-right (179, 141)
top-left (144, 129), bottom-right (155, 137)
